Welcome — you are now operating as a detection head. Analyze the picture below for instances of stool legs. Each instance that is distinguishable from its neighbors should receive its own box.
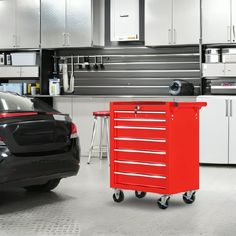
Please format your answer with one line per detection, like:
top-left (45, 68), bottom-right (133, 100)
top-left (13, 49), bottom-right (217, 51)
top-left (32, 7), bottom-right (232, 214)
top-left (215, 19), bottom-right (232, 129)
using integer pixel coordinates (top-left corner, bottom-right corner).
top-left (87, 115), bottom-right (110, 164)
top-left (87, 117), bottom-right (98, 164)
top-left (99, 117), bottom-right (104, 160)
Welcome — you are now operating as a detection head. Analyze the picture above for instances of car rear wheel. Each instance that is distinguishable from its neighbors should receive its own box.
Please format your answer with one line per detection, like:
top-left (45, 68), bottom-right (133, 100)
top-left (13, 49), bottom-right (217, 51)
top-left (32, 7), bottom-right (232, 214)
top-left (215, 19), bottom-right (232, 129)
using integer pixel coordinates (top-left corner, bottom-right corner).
top-left (24, 179), bottom-right (61, 192)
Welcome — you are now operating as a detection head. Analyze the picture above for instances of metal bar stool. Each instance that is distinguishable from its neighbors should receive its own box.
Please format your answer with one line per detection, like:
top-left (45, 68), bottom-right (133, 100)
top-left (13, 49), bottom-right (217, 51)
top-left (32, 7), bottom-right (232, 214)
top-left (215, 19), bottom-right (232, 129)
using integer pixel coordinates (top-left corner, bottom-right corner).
top-left (87, 111), bottom-right (110, 164)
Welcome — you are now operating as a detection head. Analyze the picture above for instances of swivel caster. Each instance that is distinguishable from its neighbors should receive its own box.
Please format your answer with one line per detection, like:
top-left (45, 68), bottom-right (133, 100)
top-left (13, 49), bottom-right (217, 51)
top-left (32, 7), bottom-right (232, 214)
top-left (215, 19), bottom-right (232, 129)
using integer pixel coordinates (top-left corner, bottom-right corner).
top-left (183, 191), bottom-right (196, 204)
top-left (113, 189), bottom-right (124, 203)
top-left (135, 191), bottom-right (146, 199)
top-left (157, 195), bottom-right (170, 209)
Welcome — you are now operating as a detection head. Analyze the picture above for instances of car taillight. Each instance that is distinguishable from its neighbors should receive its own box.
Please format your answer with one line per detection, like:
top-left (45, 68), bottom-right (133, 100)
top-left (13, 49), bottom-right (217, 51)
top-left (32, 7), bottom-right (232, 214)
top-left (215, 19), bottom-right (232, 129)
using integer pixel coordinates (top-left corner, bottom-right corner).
top-left (70, 122), bottom-right (78, 138)
top-left (0, 112), bottom-right (37, 118)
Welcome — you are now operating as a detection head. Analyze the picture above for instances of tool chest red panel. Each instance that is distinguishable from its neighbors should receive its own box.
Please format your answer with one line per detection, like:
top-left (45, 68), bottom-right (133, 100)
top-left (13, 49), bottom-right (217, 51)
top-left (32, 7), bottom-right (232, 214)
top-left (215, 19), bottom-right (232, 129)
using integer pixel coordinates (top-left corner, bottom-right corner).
top-left (110, 101), bottom-right (206, 195)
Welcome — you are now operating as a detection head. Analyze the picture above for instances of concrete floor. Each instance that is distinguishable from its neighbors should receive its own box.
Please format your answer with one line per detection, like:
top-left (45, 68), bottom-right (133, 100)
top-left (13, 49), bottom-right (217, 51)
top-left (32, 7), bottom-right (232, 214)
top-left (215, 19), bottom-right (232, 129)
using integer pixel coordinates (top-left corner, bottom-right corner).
top-left (0, 158), bottom-right (236, 236)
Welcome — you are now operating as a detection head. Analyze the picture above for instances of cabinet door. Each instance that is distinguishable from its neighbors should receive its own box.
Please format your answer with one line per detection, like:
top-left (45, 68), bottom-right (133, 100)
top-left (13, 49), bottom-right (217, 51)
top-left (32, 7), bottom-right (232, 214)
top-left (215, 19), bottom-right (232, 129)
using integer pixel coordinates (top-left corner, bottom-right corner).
top-left (202, 0), bottom-right (231, 44)
top-left (224, 63), bottom-right (236, 76)
top-left (232, 0), bottom-right (236, 43)
top-left (173, 0), bottom-right (200, 44)
top-left (229, 97), bottom-right (236, 164)
top-left (66, 0), bottom-right (92, 47)
top-left (0, 67), bottom-right (21, 78)
top-left (41, 0), bottom-right (66, 48)
top-left (197, 96), bottom-right (229, 164)
top-left (21, 66), bottom-right (39, 78)
top-left (202, 63), bottom-right (225, 77)
top-left (110, 0), bottom-right (139, 41)
top-left (0, 0), bottom-right (15, 48)
top-left (145, 0), bottom-right (172, 46)
top-left (15, 0), bottom-right (40, 48)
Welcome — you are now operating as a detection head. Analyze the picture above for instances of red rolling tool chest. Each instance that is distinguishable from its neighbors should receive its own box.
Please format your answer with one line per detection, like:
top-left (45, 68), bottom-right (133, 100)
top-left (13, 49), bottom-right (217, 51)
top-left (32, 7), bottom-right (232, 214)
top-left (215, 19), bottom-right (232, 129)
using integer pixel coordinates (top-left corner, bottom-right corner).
top-left (110, 101), bottom-right (206, 209)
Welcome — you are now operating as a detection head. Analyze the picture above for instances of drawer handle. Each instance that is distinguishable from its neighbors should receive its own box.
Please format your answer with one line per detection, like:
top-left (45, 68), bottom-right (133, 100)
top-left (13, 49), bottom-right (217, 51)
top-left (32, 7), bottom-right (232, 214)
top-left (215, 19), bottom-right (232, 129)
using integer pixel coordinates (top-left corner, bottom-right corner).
top-left (115, 160), bottom-right (166, 167)
top-left (114, 126), bottom-right (166, 131)
top-left (114, 110), bottom-right (166, 114)
top-left (114, 172), bottom-right (167, 179)
top-left (114, 149), bottom-right (166, 155)
top-left (114, 137), bottom-right (166, 143)
top-left (114, 118), bottom-right (166, 122)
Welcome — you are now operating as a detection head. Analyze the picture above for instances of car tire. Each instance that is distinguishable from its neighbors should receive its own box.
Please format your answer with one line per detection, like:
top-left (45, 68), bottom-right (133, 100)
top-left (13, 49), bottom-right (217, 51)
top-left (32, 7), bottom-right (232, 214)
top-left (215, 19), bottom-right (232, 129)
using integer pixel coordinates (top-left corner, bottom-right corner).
top-left (24, 179), bottom-right (61, 192)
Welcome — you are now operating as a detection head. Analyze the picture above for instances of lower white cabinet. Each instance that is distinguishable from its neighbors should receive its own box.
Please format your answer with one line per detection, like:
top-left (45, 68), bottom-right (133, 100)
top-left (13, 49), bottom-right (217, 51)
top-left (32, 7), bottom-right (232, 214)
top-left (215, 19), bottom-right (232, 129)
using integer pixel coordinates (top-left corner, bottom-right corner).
top-left (197, 96), bottom-right (236, 164)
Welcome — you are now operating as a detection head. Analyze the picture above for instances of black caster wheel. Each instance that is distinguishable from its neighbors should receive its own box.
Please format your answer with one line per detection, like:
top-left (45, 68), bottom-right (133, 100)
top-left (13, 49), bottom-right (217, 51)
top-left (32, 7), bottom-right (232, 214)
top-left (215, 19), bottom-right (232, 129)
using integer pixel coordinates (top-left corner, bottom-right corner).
top-left (135, 191), bottom-right (146, 199)
top-left (113, 190), bottom-right (124, 203)
top-left (157, 196), bottom-right (170, 210)
top-left (183, 191), bottom-right (196, 204)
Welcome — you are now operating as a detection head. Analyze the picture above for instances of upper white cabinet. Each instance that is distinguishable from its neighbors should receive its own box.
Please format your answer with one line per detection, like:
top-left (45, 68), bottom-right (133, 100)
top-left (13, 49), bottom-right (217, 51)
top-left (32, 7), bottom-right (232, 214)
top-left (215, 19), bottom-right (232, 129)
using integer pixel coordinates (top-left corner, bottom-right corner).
top-left (0, 0), bottom-right (40, 49)
top-left (145, 0), bottom-right (200, 46)
top-left (110, 0), bottom-right (139, 41)
top-left (41, 0), bottom-right (104, 48)
top-left (202, 0), bottom-right (232, 44)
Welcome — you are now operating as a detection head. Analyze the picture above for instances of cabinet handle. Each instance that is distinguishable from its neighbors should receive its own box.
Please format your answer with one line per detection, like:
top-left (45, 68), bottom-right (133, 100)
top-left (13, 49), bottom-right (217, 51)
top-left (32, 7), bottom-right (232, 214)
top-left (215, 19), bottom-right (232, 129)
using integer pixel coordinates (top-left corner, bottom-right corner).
top-left (233, 25), bottom-right (236, 42)
top-left (230, 100), bottom-right (233, 117)
top-left (67, 33), bottom-right (70, 46)
top-left (173, 29), bottom-right (176, 44)
top-left (12, 35), bottom-right (17, 47)
top-left (62, 33), bottom-right (66, 46)
top-left (226, 100), bottom-right (229, 117)
top-left (227, 26), bottom-right (231, 42)
top-left (168, 29), bottom-right (172, 44)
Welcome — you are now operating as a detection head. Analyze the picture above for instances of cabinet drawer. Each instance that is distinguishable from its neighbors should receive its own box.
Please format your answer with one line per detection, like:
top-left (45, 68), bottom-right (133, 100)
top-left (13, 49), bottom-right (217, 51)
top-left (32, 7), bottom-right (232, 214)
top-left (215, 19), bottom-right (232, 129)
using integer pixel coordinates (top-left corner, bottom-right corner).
top-left (21, 66), bottom-right (39, 77)
top-left (114, 149), bottom-right (167, 163)
top-left (114, 138), bottom-right (167, 151)
top-left (114, 110), bottom-right (167, 120)
top-left (202, 63), bottom-right (224, 77)
top-left (115, 172), bottom-right (167, 188)
top-left (115, 126), bottom-right (167, 139)
top-left (0, 67), bottom-right (21, 78)
top-left (115, 160), bottom-right (167, 176)
top-left (114, 118), bottom-right (166, 128)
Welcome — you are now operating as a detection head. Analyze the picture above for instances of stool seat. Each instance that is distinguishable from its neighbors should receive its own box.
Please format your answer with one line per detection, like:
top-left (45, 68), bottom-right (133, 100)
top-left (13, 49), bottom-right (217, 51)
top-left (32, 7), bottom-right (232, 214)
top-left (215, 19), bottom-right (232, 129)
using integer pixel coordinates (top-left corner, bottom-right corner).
top-left (93, 111), bottom-right (110, 117)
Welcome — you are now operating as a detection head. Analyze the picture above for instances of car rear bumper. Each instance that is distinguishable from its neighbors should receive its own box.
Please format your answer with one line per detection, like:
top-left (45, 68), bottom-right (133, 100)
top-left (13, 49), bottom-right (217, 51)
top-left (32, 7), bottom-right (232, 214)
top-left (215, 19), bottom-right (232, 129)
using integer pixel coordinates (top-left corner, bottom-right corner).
top-left (0, 138), bottom-right (80, 189)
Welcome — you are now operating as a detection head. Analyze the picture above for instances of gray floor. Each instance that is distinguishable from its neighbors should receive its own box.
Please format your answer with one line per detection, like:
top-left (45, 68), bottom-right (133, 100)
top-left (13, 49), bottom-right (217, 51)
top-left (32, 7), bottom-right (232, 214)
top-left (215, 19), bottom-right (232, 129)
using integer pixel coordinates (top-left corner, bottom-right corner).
top-left (0, 158), bottom-right (236, 236)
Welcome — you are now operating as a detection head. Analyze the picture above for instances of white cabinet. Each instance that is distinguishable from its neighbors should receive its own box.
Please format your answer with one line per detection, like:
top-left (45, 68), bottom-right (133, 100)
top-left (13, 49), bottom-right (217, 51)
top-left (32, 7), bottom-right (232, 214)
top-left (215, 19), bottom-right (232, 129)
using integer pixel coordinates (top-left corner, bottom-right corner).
top-left (203, 63), bottom-right (236, 77)
top-left (0, 0), bottom-right (40, 49)
top-left (202, 0), bottom-right (233, 44)
top-left (145, 0), bottom-right (172, 46)
top-left (21, 67), bottom-right (39, 77)
top-left (145, 0), bottom-right (200, 46)
top-left (0, 67), bottom-right (21, 78)
top-left (0, 66), bottom-right (38, 78)
top-left (197, 96), bottom-right (236, 164)
top-left (202, 64), bottom-right (225, 77)
top-left (110, 0), bottom-right (139, 41)
top-left (229, 97), bottom-right (236, 164)
top-left (15, 0), bottom-right (40, 48)
top-left (41, 0), bottom-right (104, 48)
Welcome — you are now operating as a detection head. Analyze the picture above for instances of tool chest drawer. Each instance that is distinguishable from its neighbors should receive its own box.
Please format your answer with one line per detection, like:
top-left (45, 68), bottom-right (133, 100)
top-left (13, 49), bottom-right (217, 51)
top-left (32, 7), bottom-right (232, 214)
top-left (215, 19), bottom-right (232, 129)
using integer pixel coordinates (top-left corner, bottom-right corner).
top-left (115, 172), bottom-right (167, 189)
top-left (115, 137), bottom-right (167, 151)
top-left (115, 127), bottom-right (167, 139)
top-left (115, 161), bottom-right (167, 176)
top-left (110, 101), bottom-right (206, 209)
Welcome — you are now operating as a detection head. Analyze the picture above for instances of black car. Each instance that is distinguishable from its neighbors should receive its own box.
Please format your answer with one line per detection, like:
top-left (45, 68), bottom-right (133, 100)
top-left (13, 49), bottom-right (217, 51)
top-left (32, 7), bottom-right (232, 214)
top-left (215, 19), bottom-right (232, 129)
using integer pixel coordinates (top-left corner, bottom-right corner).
top-left (0, 92), bottom-right (80, 192)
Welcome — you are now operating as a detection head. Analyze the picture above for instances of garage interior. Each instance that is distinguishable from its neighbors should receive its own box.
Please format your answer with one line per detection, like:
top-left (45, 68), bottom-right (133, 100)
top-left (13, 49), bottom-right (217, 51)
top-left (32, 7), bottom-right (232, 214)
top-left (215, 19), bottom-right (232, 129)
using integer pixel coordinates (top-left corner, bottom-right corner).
top-left (0, 0), bottom-right (235, 235)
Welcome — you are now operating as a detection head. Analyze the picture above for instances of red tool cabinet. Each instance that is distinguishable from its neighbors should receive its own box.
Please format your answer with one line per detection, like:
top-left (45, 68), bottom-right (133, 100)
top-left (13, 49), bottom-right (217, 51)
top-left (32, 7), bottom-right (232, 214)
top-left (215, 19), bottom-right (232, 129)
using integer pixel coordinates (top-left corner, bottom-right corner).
top-left (110, 101), bottom-right (206, 209)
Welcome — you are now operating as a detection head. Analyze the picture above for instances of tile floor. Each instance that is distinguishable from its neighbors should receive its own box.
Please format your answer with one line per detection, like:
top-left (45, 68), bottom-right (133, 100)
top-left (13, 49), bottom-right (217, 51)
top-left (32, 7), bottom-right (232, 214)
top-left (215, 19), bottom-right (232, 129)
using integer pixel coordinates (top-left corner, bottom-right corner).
top-left (0, 157), bottom-right (236, 236)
